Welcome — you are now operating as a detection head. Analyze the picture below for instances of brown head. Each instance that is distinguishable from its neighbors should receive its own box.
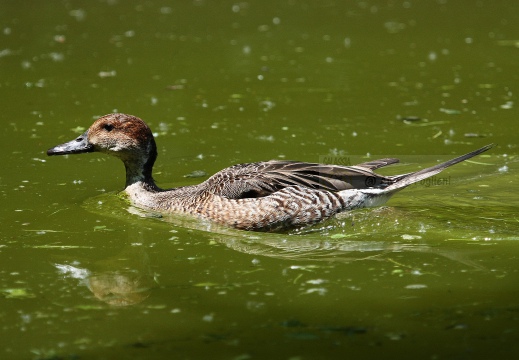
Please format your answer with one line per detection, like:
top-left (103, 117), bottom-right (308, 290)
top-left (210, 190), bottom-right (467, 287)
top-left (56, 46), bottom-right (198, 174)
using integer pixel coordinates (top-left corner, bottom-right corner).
top-left (47, 113), bottom-right (158, 186)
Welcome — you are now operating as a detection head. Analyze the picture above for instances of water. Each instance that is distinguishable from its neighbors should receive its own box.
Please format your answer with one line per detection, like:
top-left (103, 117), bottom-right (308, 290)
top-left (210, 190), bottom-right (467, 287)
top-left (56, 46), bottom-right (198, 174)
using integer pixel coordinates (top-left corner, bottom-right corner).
top-left (1, 1), bottom-right (518, 359)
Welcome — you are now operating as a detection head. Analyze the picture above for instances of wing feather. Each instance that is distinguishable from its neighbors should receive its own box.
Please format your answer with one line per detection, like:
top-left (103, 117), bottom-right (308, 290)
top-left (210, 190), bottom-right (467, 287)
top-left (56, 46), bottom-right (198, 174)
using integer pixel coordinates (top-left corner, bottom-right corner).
top-left (200, 159), bottom-right (397, 199)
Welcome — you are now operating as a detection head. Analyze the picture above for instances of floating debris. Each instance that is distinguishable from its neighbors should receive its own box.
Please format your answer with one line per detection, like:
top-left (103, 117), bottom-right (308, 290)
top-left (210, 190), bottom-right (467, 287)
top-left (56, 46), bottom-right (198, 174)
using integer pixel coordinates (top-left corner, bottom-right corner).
top-left (184, 170), bottom-right (207, 178)
top-left (1, 288), bottom-right (36, 299)
top-left (255, 135), bottom-right (275, 142)
top-left (93, 225), bottom-right (114, 231)
top-left (303, 288), bottom-right (327, 295)
top-left (405, 284), bottom-right (428, 289)
top-left (403, 118), bottom-right (449, 126)
top-left (0, 48), bottom-right (13, 58)
top-left (464, 133), bottom-right (487, 138)
top-left (401, 234), bottom-right (422, 240)
top-left (71, 126), bottom-right (86, 134)
top-left (496, 40), bottom-right (519, 48)
top-left (439, 108), bottom-right (461, 115)
top-left (166, 84), bottom-right (185, 90)
top-left (498, 165), bottom-right (509, 173)
top-left (432, 130), bottom-right (442, 139)
top-left (98, 70), bottom-right (116, 78)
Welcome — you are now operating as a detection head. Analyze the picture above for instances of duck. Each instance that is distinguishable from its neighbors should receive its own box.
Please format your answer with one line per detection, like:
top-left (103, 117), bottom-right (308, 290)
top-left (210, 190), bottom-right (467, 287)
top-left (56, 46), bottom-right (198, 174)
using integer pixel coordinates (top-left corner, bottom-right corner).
top-left (47, 113), bottom-right (493, 231)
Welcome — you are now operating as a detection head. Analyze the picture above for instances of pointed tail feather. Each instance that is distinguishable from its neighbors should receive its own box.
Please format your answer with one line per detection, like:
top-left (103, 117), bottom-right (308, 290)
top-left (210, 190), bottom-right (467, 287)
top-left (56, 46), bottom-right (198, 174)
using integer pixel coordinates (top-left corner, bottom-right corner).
top-left (384, 144), bottom-right (494, 192)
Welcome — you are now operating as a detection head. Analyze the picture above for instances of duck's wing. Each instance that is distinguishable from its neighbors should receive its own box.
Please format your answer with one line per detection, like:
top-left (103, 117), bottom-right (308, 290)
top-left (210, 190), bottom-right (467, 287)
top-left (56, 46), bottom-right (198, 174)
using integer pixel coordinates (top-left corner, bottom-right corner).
top-left (202, 159), bottom-right (399, 199)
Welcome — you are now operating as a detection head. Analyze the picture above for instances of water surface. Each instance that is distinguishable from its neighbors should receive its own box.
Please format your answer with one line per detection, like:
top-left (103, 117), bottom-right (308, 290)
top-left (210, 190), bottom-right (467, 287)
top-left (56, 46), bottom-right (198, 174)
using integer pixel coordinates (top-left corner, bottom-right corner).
top-left (1, 1), bottom-right (518, 359)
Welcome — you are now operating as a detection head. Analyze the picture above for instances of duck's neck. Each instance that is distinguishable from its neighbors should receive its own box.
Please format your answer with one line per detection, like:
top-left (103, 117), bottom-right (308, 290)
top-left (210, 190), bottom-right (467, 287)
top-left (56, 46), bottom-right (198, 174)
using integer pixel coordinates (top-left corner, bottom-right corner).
top-left (123, 139), bottom-right (160, 191)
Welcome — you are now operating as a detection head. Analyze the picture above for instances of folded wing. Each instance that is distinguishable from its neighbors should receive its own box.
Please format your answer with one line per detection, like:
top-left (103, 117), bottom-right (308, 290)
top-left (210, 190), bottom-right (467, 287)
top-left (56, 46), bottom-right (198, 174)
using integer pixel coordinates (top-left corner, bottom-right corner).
top-left (203, 159), bottom-right (399, 199)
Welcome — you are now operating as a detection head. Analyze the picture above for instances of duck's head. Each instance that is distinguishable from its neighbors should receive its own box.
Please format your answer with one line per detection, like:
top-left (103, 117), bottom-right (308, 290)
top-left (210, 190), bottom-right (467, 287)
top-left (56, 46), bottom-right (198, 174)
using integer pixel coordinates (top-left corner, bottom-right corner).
top-left (47, 113), bottom-right (158, 185)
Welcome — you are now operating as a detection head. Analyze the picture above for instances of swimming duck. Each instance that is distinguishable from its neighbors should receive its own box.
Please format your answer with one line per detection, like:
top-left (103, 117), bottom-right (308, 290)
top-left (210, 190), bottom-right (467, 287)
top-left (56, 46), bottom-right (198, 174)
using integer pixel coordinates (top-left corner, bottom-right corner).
top-left (47, 113), bottom-right (493, 231)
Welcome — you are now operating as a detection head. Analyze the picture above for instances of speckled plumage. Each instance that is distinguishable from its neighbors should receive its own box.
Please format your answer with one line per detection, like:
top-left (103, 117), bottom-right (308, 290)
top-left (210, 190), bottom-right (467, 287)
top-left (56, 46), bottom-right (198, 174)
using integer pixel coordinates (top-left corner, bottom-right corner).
top-left (47, 114), bottom-right (493, 231)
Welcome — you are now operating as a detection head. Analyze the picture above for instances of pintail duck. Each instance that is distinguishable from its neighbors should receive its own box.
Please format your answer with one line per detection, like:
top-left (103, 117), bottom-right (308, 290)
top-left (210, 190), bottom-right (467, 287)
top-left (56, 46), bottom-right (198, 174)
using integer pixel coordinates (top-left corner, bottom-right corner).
top-left (47, 113), bottom-right (493, 231)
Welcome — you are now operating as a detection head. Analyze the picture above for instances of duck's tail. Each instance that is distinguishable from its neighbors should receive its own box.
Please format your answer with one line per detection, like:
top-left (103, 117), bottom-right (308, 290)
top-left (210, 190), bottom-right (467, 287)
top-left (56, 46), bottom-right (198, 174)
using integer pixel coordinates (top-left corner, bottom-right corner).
top-left (384, 144), bottom-right (494, 192)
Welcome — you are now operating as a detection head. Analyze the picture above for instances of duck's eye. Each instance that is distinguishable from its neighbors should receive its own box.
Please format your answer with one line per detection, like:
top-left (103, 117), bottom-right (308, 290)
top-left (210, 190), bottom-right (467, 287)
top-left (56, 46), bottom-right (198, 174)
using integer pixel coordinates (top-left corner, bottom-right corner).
top-left (103, 124), bottom-right (114, 132)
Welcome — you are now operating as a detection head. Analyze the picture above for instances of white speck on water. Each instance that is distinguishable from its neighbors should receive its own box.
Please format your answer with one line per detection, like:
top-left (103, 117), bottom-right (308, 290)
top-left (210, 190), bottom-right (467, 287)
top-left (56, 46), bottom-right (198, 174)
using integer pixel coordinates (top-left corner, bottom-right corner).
top-left (272, 17), bottom-right (281, 25)
top-left (150, 97), bottom-right (158, 105)
top-left (260, 100), bottom-right (275, 111)
top-left (54, 34), bottom-right (66, 43)
top-left (500, 101), bottom-right (513, 109)
top-left (242, 45), bottom-right (251, 55)
top-left (498, 165), bottom-right (508, 173)
top-left (405, 284), bottom-right (427, 289)
top-left (464, 37), bottom-right (473, 44)
top-left (202, 313), bottom-right (214, 322)
top-left (256, 135), bottom-right (275, 142)
top-left (4, 27), bottom-right (11, 35)
top-left (55, 264), bottom-right (90, 279)
top-left (35, 79), bottom-right (46, 88)
top-left (0, 48), bottom-right (13, 58)
top-left (69, 9), bottom-right (86, 21)
top-left (158, 122), bottom-right (170, 132)
top-left (49, 52), bottom-right (64, 62)
top-left (171, 308), bottom-right (181, 313)
top-left (428, 51), bottom-right (437, 62)
top-left (344, 37), bottom-right (351, 48)
top-left (304, 288), bottom-right (327, 295)
top-left (98, 70), bottom-right (116, 78)
top-left (352, 131), bottom-right (357, 137)
top-left (257, 74), bottom-right (264, 80)
top-left (306, 279), bottom-right (327, 285)
top-left (20, 313), bottom-right (32, 324)
top-left (251, 258), bottom-right (260, 265)
top-left (401, 234), bottom-right (422, 240)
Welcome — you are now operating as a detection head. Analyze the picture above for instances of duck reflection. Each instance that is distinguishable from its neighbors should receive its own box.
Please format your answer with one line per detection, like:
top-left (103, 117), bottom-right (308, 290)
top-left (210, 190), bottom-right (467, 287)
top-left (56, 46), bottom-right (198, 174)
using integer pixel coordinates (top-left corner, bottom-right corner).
top-left (54, 246), bottom-right (154, 306)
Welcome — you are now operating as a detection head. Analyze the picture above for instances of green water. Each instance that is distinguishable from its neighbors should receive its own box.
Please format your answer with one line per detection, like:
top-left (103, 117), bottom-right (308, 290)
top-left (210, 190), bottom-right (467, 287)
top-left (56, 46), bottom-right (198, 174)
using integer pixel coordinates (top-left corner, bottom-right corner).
top-left (1, 1), bottom-right (519, 359)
